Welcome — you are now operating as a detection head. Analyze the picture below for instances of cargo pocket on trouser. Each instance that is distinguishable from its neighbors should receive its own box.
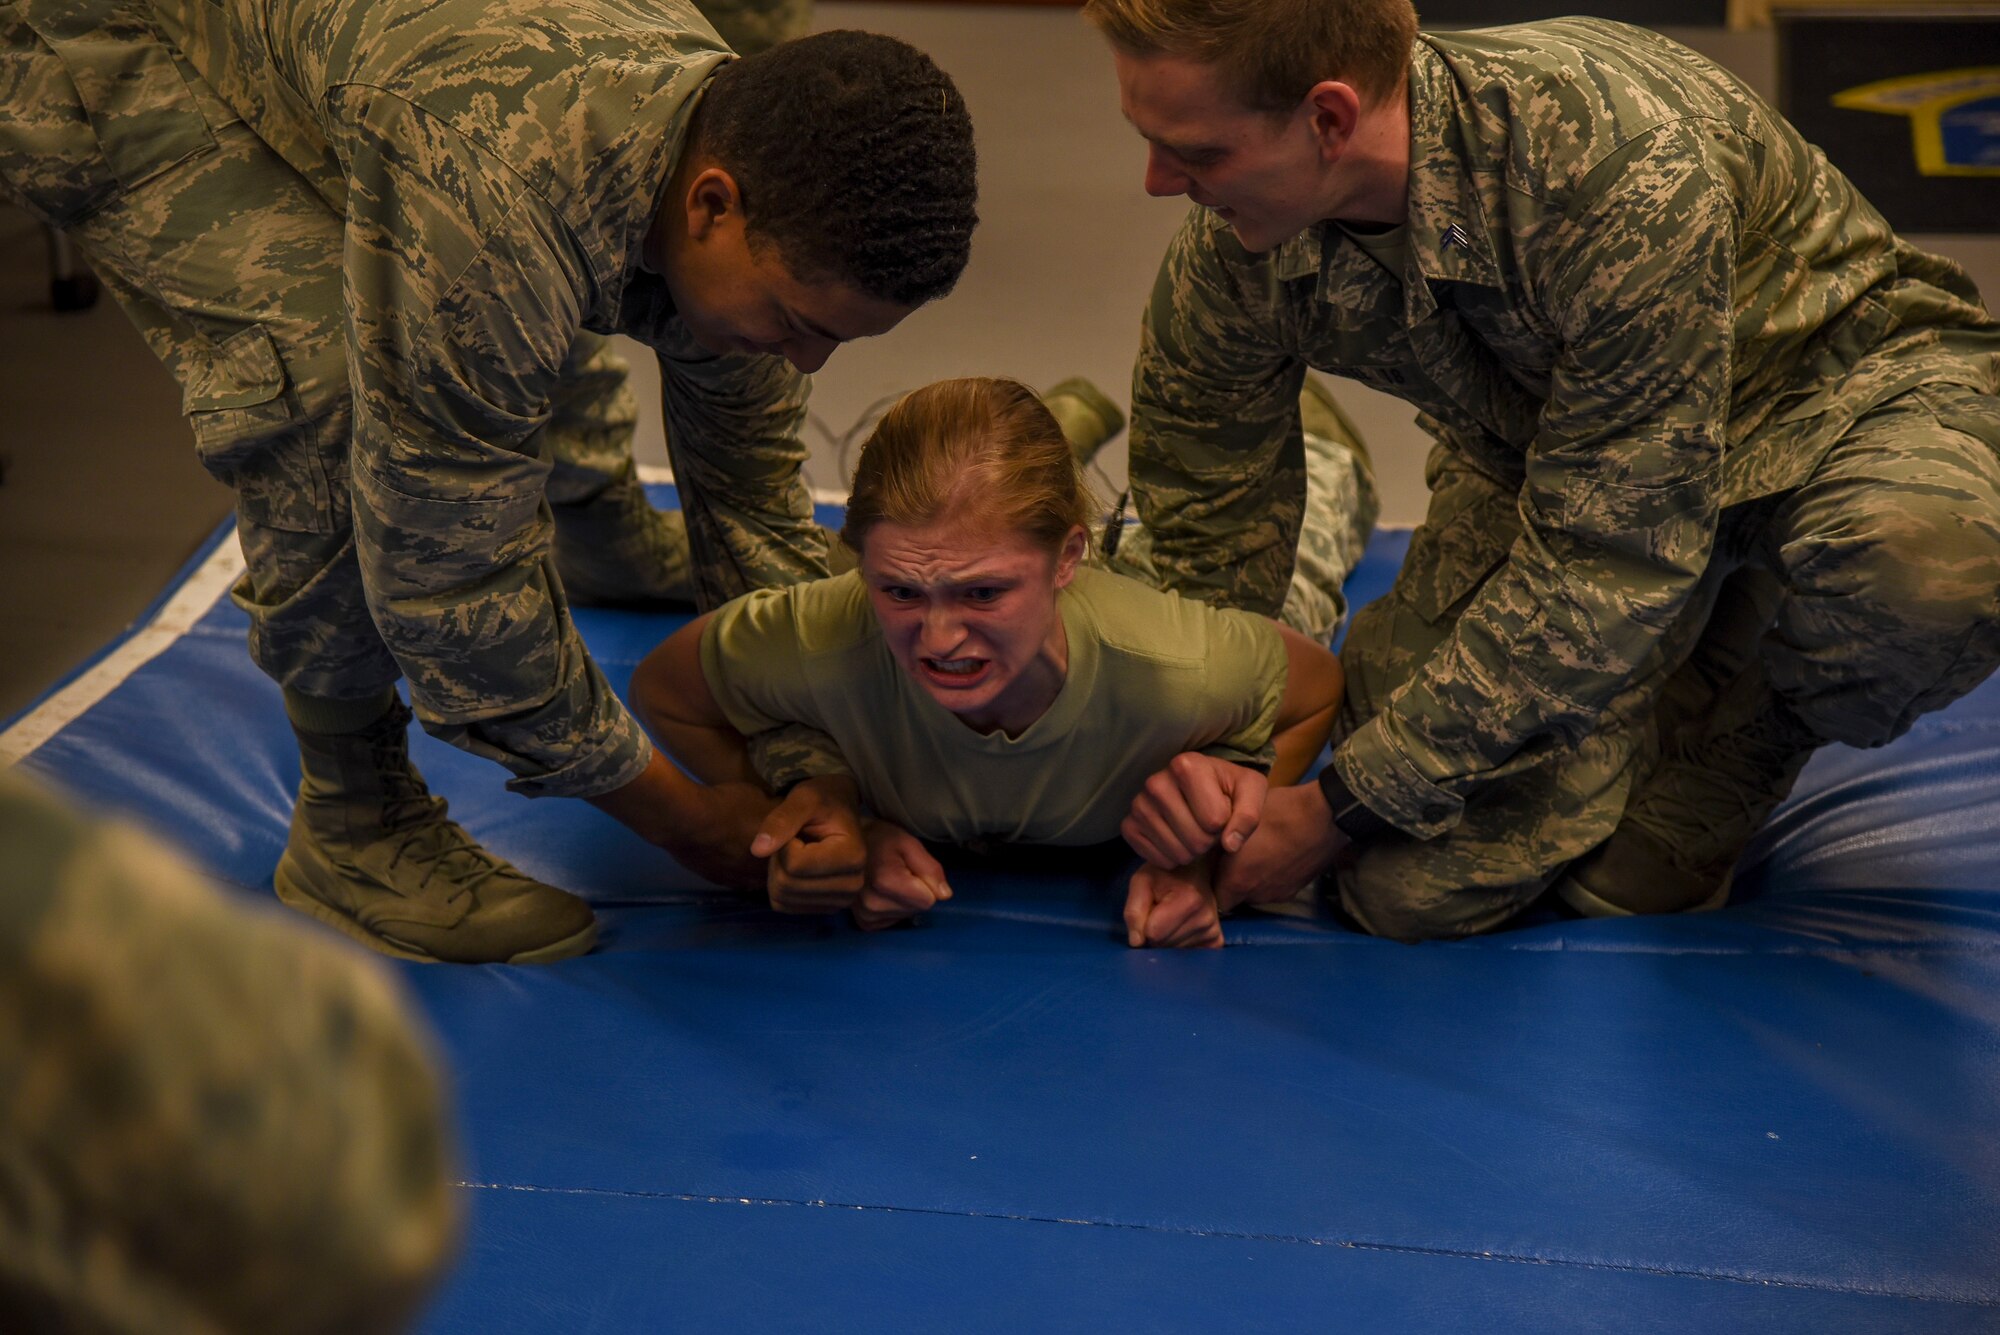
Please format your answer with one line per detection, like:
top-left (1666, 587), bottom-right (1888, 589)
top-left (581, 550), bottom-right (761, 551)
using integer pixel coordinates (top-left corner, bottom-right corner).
top-left (185, 323), bottom-right (345, 534)
top-left (540, 330), bottom-right (640, 507)
top-left (350, 449), bottom-right (568, 727)
top-left (188, 323), bottom-right (384, 693)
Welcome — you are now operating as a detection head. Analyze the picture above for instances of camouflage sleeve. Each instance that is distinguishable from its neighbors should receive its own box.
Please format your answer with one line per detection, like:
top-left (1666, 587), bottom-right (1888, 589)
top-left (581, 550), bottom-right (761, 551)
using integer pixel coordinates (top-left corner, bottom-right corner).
top-left (745, 726), bottom-right (856, 792)
top-left (1333, 124), bottom-right (1731, 839)
top-left (1128, 208), bottom-right (1310, 617)
top-left (338, 89), bottom-right (652, 800)
top-left (693, 0), bottom-right (812, 55)
top-left (649, 318), bottom-right (843, 790)
top-left (0, 775), bottom-right (456, 1334)
top-left (652, 322), bottom-right (830, 610)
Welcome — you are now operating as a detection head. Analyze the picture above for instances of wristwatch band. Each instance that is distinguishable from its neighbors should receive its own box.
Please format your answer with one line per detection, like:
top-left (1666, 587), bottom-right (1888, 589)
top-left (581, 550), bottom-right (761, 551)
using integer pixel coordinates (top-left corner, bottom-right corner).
top-left (1316, 765), bottom-right (1392, 843)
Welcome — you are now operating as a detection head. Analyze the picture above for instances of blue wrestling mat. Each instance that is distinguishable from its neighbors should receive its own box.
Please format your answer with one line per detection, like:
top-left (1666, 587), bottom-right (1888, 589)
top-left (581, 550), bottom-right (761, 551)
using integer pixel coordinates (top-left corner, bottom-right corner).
top-left (7, 486), bottom-right (2000, 1332)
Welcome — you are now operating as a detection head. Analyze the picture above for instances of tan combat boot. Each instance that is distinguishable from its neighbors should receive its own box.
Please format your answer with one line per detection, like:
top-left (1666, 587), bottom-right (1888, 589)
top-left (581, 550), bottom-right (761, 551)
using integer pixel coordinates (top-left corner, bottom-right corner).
top-left (551, 461), bottom-right (696, 606)
top-left (1042, 377), bottom-right (1126, 469)
top-left (1555, 671), bottom-right (1821, 917)
top-left (275, 700), bottom-right (598, 963)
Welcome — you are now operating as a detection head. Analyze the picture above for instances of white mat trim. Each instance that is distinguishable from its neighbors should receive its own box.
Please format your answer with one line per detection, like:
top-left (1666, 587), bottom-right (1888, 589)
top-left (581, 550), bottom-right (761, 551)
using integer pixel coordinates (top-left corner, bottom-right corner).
top-left (2, 475), bottom-right (849, 765)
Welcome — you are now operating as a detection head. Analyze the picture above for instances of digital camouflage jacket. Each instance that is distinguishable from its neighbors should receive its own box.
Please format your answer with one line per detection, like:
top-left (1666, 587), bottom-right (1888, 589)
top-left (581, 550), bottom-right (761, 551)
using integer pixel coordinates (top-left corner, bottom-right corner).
top-left (1129, 19), bottom-right (2000, 838)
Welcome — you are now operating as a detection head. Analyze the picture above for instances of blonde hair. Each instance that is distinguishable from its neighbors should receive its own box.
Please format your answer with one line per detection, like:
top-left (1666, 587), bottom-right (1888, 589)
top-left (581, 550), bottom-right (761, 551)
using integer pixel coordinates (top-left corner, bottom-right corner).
top-left (1082, 0), bottom-right (1418, 112)
top-left (841, 378), bottom-right (1098, 556)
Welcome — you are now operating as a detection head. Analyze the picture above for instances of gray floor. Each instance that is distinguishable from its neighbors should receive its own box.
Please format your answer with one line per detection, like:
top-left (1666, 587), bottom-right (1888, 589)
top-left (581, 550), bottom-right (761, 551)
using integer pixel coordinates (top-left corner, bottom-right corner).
top-left (3, 6), bottom-right (1996, 719)
top-left (0, 207), bottom-right (233, 720)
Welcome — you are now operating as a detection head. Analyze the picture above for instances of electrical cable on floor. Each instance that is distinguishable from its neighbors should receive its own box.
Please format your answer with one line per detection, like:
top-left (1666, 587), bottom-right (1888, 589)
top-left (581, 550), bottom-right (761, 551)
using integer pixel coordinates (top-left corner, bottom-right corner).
top-left (802, 390), bottom-right (920, 497)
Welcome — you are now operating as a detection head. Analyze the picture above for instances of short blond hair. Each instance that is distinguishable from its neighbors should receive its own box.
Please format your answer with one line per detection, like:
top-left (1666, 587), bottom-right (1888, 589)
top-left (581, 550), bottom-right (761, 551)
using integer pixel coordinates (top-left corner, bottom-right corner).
top-left (1083, 0), bottom-right (1418, 112)
top-left (841, 378), bottom-right (1098, 556)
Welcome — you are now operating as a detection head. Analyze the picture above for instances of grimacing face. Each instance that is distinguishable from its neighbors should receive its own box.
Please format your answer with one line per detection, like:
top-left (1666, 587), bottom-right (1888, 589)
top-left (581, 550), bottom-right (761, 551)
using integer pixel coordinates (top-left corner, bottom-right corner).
top-left (858, 511), bottom-right (1088, 737)
top-left (1112, 48), bottom-right (1333, 254)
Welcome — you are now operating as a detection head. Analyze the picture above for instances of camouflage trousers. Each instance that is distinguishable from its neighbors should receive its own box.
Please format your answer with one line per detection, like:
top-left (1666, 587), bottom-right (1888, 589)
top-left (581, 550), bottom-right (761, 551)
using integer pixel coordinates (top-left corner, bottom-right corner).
top-left (1335, 383), bottom-right (2000, 940)
top-left (0, 4), bottom-right (684, 704)
top-left (0, 773), bottom-right (455, 1333)
top-left (1107, 419), bottom-right (1380, 644)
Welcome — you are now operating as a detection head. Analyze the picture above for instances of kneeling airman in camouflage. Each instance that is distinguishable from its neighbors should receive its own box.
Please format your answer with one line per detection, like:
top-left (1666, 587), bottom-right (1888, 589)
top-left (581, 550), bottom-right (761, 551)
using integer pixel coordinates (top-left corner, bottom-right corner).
top-left (1085, 0), bottom-right (2000, 938)
top-left (0, 1), bottom-right (978, 962)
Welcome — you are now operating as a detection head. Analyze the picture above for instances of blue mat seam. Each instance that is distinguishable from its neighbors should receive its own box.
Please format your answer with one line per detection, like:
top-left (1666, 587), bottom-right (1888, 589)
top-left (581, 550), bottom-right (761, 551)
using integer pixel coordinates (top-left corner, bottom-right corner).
top-left (456, 1181), bottom-right (1998, 1307)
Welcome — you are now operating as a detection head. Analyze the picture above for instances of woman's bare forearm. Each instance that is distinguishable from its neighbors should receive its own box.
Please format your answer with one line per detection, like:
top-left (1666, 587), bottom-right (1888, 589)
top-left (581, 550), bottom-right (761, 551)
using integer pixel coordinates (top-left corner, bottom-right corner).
top-left (1268, 624), bottom-right (1344, 784)
top-left (1270, 702), bottom-right (1338, 785)
top-left (630, 615), bottom-right (760, 784)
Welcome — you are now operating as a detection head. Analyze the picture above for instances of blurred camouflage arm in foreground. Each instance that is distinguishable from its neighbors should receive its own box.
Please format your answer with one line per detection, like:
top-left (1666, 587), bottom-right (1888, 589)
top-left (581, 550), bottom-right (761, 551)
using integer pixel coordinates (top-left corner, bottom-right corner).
top-left (1332, 125), bottom-right (1733, 838)
top-left (1128, 209), bottom-right (1310, 619)
top-left (0, 775), bottom-right (457, 1334)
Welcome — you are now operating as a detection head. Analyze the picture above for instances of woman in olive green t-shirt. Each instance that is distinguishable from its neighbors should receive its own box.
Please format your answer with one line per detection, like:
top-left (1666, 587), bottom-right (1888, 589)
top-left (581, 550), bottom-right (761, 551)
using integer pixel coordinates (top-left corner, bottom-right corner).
top-left (633, 377), bottom-right (1350, 949)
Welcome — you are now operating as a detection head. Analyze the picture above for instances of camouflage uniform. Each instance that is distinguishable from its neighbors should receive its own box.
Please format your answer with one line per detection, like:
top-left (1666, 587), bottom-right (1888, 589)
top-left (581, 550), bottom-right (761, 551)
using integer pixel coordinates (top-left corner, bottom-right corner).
top-left (1106, 395), bottom-right (1378, 644)
top-left (696, 0), bottom-right (811, 56)
top-left (0, 773), bottom-right (455, 1332)
top-left (0, 0), bottom-right (827, 800)
top-left (1128, 20), bottom-right (2000, 938)
top-left (536, 0), bottom-right (814, 594)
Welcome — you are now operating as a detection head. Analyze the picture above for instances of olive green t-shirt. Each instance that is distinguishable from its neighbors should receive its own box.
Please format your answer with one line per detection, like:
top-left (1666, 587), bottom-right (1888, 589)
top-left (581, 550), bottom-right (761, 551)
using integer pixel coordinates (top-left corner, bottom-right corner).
top-left (699, 567), bottom-right (1287, 847)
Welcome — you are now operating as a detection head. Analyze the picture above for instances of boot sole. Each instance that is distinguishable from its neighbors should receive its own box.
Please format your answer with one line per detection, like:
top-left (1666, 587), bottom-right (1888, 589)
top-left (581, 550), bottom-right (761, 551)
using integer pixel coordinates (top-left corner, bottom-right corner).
top-left (1043, 376), bottom-right (1126, 467)
top-left (1552, 870), bottom-right (1733, 919)
top-left (274, 856), bottom-right (599, 965)
top-left (1044, 377), bottom-right (1126, 434)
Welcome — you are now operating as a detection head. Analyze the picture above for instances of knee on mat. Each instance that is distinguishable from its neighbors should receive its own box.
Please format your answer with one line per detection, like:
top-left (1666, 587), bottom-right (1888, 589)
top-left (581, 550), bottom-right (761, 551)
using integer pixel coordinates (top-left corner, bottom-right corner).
top-left (1336, 867), bottom-right (1499, 943)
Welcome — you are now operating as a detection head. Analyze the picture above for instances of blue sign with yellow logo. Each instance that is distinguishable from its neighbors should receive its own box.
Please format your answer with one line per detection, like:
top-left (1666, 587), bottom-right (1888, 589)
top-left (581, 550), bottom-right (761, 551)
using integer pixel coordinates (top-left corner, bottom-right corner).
top-left (1781, 15), bottom-right (2000, 233)
top-left (1834, 68), bottom-right (2000, 177)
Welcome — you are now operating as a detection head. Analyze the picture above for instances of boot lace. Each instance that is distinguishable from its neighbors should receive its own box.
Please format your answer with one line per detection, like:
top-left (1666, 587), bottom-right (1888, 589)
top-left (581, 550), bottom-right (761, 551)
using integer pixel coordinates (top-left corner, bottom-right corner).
top-left (370, 731), bottom-right (504, 906)
top-left (1626, 706), bottom-right (1817, 860)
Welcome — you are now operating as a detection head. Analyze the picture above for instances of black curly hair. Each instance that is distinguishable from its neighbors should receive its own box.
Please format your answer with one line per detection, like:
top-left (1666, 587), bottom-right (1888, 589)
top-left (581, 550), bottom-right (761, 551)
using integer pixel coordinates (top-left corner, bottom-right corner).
top-left (692, 30), bottom-right (979, 308)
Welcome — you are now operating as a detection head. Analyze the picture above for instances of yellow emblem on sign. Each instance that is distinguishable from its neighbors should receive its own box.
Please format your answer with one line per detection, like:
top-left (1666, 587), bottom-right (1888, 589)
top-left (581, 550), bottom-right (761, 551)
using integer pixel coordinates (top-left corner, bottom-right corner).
top-left (1832, 66), bottom-right (2000, 177)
